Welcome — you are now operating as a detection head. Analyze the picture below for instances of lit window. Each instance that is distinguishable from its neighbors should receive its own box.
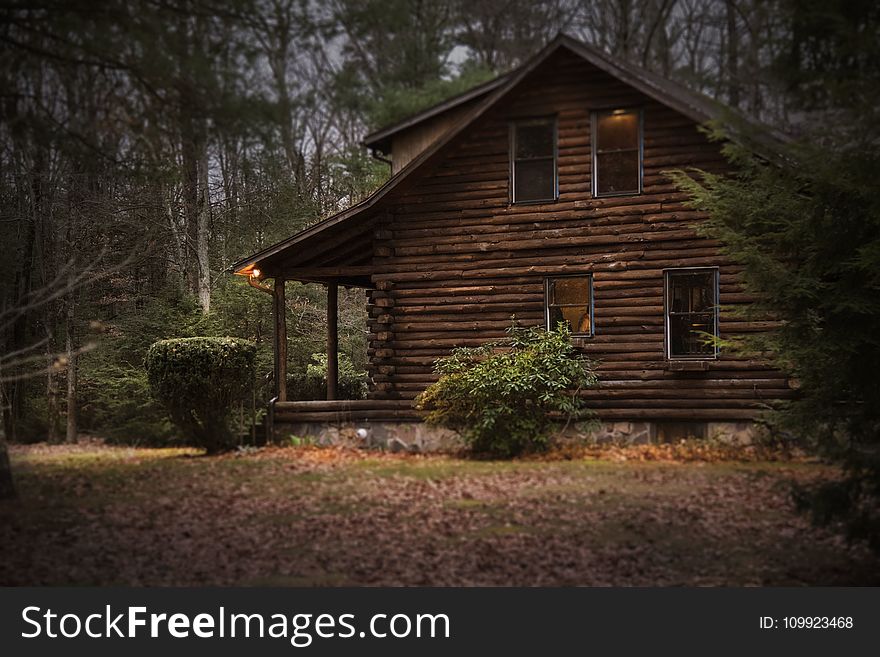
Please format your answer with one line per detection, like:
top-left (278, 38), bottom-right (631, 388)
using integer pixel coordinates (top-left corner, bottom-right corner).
top-left (665, 268), bottom-right (719, 359)
top-left (545, 275), bottom-right (593, 336)
top-left (511, 118), bottom-right (557, 203)
top-left (592, 108), bottom-right (642, 197)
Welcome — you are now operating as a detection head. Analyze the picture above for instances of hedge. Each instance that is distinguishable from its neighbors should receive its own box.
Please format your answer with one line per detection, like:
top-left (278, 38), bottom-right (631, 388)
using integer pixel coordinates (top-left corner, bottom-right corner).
top-left (145, 337), bottom-right (256, 453)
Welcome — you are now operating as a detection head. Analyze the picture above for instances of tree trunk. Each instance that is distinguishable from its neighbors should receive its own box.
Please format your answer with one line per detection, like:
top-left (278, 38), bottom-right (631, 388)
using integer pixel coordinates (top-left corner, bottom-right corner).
top-left (274, 278), bottom-right (288, 401)
top-left (726, 0), bottom-right (740, 107)
top-left (46, 344), bottom-right (61, 443)
top-left (0, 354), bottom-right (14, 499)
top-left (65, 289), bottom-right (78, 444)
top-left (0, 436), bottom-right (15, 500)
top-left (196, 146), bottom-right (211, 314)
top-left (181, 119), bottom-right (211, 314)
top-left (327, 283), bottom-right (338, 401)
top-left (0, 336), bottom-right (15, 498)
top-left (4, 152), bottom-right (42, 443)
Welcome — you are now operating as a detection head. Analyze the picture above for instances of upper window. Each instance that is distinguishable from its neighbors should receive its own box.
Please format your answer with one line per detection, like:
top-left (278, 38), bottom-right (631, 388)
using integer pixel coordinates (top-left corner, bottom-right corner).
top-left (665, 268), bottom-right (719, 359)
top-left (545, 275), bottom-right (593, 336)
top-left (511, 118), bottom-right (557, 204)
top-left (592, 108), bottom-right (642, 197)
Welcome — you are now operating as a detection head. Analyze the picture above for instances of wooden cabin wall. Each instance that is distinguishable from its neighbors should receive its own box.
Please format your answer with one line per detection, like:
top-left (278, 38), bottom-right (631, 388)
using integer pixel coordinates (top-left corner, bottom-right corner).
top-left (390, 101), bottom-right (478, 174)
top-left (366, 49), bottom-right (792, 421)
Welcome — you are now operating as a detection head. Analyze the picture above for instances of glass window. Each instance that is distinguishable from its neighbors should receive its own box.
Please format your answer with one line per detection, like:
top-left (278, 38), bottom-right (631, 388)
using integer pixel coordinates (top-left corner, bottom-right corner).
top-left (511, 118), bottom-right (556, 203)
top-left (545, 275), bottom-right (593, 336)
top-left (665, 268), bottom-right (719, 359)
top-left (592, 108), bottom-right (642, 196)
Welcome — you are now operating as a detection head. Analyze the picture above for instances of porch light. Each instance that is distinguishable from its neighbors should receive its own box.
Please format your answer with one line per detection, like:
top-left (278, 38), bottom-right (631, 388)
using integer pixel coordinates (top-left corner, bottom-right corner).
top-left (251, 268), bottom-right (262, 279)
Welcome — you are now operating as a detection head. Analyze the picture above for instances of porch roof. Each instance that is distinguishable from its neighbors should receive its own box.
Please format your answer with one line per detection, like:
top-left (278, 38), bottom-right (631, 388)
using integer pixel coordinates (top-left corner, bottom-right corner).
top-left (231, 208), bottom-right (377, 287)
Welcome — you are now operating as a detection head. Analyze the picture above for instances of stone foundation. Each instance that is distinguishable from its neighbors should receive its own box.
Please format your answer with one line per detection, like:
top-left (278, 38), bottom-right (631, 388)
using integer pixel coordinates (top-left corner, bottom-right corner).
top-left (274, 419), bottom-right (763, 453)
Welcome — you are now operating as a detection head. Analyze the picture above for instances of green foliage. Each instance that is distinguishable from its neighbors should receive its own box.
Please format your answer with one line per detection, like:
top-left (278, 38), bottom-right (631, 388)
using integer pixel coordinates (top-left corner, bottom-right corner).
top-left (77, 291), bottom-right (203, 444)
top-left (668, 129), bottom-right (880, 550)
top-left (365, 65), bottom-right (496, 130)
top-left (325, 145), bottom-right (391, 208)
top-left (195, 276), bottom-right (276, 387)
top-left (287, 352), bottom-right (368, 401)
top-left (415, 323), bottom-right (598, 457)
top-left (79, 361), bottom-right (171, 445)
top-left (145, 337), bottom-right (257, 453)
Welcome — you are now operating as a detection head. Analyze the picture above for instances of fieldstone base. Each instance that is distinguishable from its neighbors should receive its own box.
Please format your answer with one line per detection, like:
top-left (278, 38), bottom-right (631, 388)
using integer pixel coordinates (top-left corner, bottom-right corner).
top-left (277, 421), bottom-right (462, 453)
top-left (576, 421), bottom-right (654, 445)
top-left (273, 419), bottom-right (763, 452)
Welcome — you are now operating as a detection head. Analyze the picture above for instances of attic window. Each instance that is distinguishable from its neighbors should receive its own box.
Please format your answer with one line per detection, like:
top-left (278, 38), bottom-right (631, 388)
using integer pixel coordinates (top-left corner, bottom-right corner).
top-left (545, 275), bottom-right (593, 336)
top-left (592, 108), bottom-right (642, 197)
top-left (511, 118), bottom-right (557, 204)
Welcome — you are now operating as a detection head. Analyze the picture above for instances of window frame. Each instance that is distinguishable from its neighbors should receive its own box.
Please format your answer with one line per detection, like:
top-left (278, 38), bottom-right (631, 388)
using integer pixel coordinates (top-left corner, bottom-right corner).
top-left (590, 107), bottom-right (644, 198)
top-left (544, 274), bottom-right (595, 338)
top-left (663, 266), bottom-right (720, 361)
top-left (509, 116), bottom-right (559, 205)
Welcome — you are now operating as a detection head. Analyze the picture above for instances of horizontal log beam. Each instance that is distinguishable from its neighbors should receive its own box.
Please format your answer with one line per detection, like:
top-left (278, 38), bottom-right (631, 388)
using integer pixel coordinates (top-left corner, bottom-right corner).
top-left (276, 400), bottom-right (412, 411)
top-left (280, 266), bottom-right (376, 277)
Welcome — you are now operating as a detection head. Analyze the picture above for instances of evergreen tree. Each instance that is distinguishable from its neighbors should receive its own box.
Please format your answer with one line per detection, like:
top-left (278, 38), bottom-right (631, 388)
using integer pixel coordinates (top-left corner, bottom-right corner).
top-left (671, 1), bottom-right (880, 549)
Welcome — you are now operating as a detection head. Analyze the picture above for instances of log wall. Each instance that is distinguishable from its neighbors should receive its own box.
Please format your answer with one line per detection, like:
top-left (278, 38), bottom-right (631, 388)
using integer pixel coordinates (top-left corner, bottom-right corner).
top-left (390, 101), bottom-right (478, 174)
top-left (366, 49), bottom-right (792, 421)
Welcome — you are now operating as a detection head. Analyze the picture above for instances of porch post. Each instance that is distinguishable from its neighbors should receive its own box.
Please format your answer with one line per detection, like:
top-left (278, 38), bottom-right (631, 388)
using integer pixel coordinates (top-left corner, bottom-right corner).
top-left (327, 282), bottom-right (338, 400)
top-left (273, 278), bottom-right (287, 402)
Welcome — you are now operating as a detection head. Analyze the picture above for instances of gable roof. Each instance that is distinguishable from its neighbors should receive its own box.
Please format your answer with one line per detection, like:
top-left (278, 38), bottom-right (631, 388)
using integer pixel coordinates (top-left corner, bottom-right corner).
top-left (232, 33), bottom-right (785, 279)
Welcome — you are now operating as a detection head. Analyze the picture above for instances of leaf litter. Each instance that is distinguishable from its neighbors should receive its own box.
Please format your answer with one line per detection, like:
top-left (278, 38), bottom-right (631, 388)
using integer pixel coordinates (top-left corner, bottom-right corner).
top-left (1, 443), bottom-right (876, 586)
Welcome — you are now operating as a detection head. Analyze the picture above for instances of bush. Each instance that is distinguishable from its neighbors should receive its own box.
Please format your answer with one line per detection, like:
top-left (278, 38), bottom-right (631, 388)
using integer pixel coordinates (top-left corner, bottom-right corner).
top-left (145, 337), bottom-right (256, 453)
top-left (286, 352), bottom-right (368, 401)
top-left (415, 323), bottom-right (598, 457)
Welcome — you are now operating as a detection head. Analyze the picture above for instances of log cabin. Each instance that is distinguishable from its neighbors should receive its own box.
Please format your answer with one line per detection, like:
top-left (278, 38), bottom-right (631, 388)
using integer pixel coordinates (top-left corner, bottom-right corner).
top-left (232, 34), bottom-right (792, 449)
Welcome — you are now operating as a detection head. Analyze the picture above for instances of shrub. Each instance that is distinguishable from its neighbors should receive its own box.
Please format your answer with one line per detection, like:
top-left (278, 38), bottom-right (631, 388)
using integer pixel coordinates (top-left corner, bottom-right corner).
top-left (145, 337), bottom-right (256, 453)
top-left (415, 323), bottom-right (598, 457)
top-left (286, 352), bottom-right (368, 401)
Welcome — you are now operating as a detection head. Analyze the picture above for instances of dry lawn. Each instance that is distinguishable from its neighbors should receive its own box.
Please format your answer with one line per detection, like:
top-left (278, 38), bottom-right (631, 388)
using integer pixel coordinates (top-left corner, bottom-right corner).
top-left (1, 442), bottom-right (877, 586)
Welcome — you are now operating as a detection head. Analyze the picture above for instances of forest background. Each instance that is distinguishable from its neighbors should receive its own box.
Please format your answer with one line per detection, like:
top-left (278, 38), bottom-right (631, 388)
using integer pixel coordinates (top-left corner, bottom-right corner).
top-left (1, 0), bottom-right (875, 448)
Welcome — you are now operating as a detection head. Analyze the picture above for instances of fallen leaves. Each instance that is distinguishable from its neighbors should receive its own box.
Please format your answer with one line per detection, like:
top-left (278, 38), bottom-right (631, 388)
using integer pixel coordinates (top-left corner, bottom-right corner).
top-left (537, 439), bottom-right (809, 463)
top-left (0, 443), bottom-right (876, 587)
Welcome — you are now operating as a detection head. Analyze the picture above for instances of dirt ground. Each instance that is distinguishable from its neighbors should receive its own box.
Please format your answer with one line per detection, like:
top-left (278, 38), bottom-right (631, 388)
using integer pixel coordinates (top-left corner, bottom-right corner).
top-left (1, 442), bottom-right (877, 586)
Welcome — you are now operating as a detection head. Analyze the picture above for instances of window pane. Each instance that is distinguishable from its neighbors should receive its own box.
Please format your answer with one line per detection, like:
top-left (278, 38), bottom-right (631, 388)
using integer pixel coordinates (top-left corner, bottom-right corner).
top-left (670, 272), bottom-right (715, 312)
top-left (516, 122), bottom-right (554, 158)
top-left (669, 313), bottom-right (715, 357)
top-left (597, 111), bottom-right (639, 151)
top-left (550, 277), bottom-right (590, 305)
top-left (549, 305), bottom-right (592, 334)
top-left (547, 276), bottom-right (592, 335)
top-left (596, 151), bottom-right (640, 194)
top-left (515, 158), bottom-right (555, 201)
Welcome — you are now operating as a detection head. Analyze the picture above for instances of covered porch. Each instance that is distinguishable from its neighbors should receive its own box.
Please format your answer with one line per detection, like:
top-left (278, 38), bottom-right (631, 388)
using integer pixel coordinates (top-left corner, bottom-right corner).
top-left (233, 204), bottom-right (417, 440)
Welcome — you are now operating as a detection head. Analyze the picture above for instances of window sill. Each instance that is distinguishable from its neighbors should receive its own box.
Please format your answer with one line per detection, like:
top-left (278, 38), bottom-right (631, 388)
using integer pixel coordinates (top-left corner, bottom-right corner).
top-left (593, 190), bottom-right (642, 199)
top-left (665, 360), bottom-right (711, 372)
top-left (511, 198), bottom-right (558, 206)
